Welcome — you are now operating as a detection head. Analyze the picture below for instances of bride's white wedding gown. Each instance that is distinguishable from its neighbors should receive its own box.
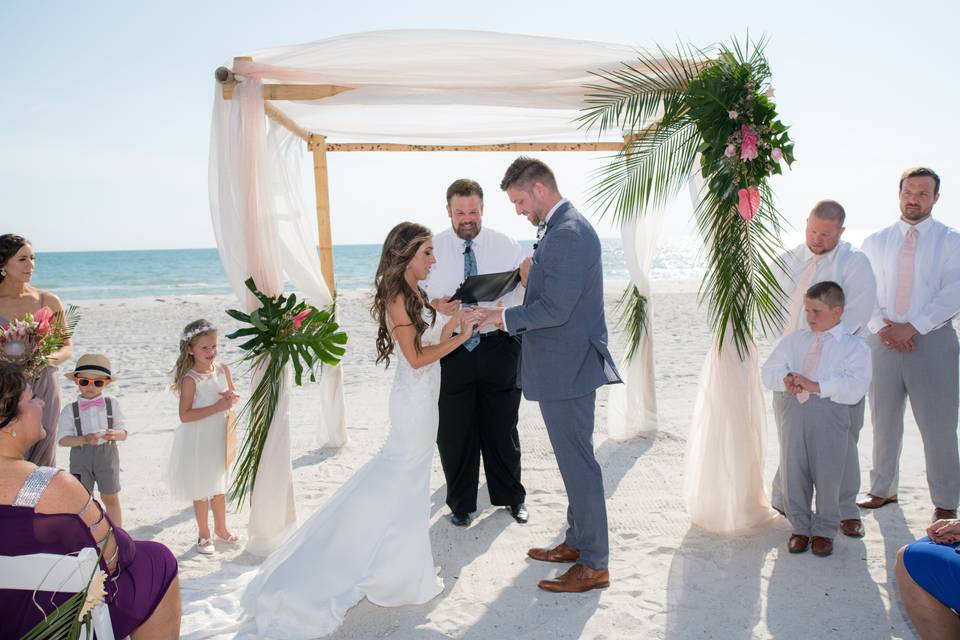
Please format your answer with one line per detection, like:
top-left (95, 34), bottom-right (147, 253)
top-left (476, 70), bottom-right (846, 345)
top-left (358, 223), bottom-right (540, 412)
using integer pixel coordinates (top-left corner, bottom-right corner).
top-left (186, 315), bottom-right (445, 639)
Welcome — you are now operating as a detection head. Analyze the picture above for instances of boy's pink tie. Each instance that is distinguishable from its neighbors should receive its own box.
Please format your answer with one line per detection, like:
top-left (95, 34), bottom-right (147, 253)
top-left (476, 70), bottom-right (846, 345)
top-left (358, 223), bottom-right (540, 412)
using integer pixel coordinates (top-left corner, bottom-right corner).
top-left (894, 226), bottom-right (918, 315)
top-left (797, 332), bottom-right (824, 404)
top-left (785, 255), bottom-right (821, 336)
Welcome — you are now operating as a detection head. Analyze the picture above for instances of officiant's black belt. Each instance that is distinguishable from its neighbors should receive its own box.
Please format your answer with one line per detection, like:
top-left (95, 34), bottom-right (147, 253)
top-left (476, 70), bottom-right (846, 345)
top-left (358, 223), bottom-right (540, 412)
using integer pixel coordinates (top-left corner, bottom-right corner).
top-left (478, 330), bottom-right (510, 340)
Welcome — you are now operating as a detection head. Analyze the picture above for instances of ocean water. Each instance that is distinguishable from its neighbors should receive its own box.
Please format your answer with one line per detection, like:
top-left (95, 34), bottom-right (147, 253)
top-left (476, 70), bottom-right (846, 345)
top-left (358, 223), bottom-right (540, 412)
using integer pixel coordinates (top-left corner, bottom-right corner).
top-left (31, 238), bottom-right (708, 301)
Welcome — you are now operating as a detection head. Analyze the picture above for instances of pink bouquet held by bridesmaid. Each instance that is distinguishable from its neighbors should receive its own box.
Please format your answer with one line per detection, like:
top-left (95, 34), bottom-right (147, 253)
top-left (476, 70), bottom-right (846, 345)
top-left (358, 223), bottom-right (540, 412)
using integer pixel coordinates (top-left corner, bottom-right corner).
top-left (0, 305), bottom-right (79, 379)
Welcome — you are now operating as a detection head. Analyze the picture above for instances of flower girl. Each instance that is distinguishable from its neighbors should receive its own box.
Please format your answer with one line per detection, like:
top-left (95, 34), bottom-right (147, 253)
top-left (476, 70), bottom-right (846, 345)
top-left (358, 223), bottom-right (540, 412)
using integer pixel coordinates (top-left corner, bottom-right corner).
top-left (168, 319), bottom-right (240, 555)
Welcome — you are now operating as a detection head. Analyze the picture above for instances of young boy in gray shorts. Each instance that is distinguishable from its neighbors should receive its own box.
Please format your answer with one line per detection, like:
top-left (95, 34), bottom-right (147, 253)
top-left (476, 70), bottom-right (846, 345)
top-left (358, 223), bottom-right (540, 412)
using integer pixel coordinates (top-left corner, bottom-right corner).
top-left (57, 354), bottom-right (128, 526)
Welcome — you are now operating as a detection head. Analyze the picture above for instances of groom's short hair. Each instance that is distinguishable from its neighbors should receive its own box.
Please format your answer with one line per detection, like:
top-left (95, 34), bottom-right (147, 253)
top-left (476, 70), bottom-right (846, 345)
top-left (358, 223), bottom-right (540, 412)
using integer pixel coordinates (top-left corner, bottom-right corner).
top-left (500, 157), bottom-right (558, 192)
top-left (805, 280), bottom-right (845, 310)
top-left (446, 178), bottom-right (483, 205)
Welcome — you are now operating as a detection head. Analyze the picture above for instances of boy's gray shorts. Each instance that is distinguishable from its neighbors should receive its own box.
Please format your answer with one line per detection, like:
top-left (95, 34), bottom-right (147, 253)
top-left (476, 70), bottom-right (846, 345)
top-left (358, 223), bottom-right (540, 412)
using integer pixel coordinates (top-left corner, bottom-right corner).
top-left (69, 444), bottom-right (121, 495)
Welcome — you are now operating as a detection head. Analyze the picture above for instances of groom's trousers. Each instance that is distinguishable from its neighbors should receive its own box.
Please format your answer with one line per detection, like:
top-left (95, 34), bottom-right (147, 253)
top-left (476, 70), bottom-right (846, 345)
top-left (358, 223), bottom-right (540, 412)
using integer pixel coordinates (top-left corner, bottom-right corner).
top-left (539, 391), bottom-right (609, 570)
top-left (438, 332), bottom-right (525, 515)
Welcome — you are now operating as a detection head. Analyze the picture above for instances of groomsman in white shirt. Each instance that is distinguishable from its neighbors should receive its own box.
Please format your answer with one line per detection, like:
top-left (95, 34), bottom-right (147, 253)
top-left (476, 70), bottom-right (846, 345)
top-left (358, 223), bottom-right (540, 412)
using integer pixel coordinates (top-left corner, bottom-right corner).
top-left (422, 178), bottom-right (529, 527)
top-left (859, 167), bottom-right (960, 521)
top-left (768, 200), bottom-right (877, 539)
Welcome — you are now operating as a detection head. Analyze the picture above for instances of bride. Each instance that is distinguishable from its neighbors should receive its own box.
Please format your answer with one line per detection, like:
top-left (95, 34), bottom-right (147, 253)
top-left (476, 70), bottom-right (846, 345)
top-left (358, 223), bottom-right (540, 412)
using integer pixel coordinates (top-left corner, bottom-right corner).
top-left (234, 222), bottom-right (481, 638)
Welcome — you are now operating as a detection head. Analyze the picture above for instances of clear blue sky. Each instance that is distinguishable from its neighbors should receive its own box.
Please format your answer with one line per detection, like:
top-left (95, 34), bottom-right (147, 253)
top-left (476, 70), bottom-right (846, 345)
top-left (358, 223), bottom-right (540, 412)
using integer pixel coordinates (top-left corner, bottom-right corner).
top-left (2, 0), bottom-right (957, 251)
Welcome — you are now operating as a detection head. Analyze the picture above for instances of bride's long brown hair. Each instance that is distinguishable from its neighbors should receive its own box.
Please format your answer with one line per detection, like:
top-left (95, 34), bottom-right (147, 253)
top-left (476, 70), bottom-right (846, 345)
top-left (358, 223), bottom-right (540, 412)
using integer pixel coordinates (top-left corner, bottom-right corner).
top-left (371, 222), bottom-right (436, 367)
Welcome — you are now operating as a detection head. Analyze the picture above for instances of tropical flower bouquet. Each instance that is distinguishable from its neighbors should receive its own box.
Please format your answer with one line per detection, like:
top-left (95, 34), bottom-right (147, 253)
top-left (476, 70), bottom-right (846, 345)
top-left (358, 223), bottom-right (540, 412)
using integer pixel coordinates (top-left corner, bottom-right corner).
top-left (226, 278), bottom-right (347, 507)
top-left (581, 36), bottom-right (795, 357)
top-left (0, 306), bottom-right (80, 379)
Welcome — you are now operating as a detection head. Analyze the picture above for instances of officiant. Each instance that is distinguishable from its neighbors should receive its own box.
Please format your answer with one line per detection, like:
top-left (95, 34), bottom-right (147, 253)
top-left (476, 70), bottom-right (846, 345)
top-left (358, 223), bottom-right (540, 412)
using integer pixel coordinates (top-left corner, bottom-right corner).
top-left (423, 178), bottom-right (529, 527)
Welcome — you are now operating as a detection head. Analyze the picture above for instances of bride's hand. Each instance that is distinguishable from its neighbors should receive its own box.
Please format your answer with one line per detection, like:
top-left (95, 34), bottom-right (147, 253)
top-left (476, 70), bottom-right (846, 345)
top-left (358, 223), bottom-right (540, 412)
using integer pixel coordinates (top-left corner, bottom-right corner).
top-left (459, 308), bottom-right (482, 338)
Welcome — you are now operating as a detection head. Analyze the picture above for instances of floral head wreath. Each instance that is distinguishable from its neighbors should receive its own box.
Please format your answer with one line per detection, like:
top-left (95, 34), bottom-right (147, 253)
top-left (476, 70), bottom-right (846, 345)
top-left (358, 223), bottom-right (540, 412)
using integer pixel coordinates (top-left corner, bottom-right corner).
top-left (180, 323), bottom-right (216, 343)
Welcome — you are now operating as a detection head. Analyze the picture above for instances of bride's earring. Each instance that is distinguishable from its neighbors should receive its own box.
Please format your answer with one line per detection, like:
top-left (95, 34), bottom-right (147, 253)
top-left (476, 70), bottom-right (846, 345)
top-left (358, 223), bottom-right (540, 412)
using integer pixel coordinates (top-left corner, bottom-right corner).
top-left (0, 268), bottom-right (6, 277)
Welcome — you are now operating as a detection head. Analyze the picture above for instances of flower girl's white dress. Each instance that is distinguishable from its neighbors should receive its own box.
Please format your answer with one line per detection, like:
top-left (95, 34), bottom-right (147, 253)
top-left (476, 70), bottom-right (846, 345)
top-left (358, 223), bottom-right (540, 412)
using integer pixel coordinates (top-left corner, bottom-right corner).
top-left (236, 313), bottom-right (444, 637)
top-left (167, 366), bottom-right (229, 501)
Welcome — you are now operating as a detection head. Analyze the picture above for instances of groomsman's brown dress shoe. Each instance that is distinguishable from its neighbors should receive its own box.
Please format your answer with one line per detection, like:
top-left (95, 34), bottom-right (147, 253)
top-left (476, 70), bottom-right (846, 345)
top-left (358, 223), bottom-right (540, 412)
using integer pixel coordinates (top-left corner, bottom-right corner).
top-left (788, 534), bottom-right (809, 554)
top-left (934, 507), bottom-right (958, 521)
top-left (857, 494), bottom-right (897, 509)
top-left (537, 563), bottom-right (610, 593)
top-left (527, 542), bottom-right (580, 563)
top-left (840, 519), bottom-right (865, 538)
top-left (811, 536), bottom-right (834, 557)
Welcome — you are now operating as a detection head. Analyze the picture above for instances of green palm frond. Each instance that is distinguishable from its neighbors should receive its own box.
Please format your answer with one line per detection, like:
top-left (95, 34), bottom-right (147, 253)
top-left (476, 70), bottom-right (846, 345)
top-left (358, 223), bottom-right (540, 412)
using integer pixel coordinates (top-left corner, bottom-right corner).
top-left (587, 120), bottom-right (700, 225)
top-left (615, 284), bottom-right (648, 361)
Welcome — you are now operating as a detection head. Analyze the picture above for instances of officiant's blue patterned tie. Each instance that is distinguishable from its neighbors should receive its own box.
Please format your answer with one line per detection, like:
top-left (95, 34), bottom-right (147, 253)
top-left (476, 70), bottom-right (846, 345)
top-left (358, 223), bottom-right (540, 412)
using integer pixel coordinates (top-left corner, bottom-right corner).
top-left (463, 240), bottom-right (480, 351)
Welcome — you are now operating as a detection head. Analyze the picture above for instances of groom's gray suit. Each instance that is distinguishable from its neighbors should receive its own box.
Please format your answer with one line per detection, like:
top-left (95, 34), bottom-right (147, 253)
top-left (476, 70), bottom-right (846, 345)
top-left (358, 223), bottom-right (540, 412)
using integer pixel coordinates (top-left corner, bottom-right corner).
top-left (504, 200), bottom-right (621, 570)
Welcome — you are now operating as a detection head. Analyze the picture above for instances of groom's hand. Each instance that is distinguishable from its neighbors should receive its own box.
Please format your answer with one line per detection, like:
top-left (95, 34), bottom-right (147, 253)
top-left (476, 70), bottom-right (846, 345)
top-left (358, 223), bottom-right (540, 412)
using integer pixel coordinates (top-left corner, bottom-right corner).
top-left (477, 307), bottom-right (505, 331)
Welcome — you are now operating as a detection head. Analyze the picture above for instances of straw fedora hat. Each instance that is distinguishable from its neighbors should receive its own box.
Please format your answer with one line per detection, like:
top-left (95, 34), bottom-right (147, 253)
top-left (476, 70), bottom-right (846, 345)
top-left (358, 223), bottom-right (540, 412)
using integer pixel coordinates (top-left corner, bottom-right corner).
top-left (64, 354), bottom-right (116, 380)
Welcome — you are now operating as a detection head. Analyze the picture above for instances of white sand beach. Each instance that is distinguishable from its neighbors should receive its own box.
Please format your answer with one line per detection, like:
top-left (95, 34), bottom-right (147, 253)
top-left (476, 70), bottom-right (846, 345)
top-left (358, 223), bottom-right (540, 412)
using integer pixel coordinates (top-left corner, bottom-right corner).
top-left (56, 284), bottom-right (930, 639)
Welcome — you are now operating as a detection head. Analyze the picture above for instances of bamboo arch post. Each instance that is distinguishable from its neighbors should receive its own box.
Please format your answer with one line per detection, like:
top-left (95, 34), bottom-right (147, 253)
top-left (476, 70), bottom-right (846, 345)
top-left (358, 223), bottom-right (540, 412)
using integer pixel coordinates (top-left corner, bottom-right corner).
top-left (309, 135), bottom-right (336, 297)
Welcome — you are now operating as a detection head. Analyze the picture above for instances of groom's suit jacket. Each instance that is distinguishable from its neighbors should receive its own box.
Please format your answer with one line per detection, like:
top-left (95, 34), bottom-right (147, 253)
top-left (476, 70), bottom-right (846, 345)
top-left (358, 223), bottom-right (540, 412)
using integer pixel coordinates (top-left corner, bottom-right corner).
top-left (504, 201), bottom-right (622, 402)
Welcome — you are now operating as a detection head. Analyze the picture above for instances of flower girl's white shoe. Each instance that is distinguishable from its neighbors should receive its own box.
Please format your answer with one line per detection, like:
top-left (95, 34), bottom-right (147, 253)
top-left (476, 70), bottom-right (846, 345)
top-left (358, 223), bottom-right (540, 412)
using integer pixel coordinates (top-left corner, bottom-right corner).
top-left (197, 537), bottom-right (216, 555)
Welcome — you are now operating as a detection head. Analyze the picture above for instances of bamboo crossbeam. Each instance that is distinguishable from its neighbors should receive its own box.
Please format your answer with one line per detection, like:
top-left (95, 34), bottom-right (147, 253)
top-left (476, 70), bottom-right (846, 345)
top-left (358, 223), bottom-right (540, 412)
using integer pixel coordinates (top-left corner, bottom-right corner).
top-left (221, 82), bottom-right (354, 101)
top-left (322, 142), bottom-right (624, 152)
top-left (264, 102), bottom-right (313, 145)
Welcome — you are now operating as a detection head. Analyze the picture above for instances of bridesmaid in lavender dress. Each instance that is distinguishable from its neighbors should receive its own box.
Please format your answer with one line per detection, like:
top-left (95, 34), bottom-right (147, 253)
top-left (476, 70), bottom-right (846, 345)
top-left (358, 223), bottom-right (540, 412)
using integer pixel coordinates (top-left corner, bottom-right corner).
top-left (0, 363), bottom-right (182, 637)
top-left (0, 234), bottom-right (70, 466)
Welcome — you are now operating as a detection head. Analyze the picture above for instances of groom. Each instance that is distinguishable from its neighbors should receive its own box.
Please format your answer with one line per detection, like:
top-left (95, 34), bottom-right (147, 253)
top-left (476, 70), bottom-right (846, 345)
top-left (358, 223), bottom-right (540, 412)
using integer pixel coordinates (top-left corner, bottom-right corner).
top-left (479, 157), bottom-right (621, 593)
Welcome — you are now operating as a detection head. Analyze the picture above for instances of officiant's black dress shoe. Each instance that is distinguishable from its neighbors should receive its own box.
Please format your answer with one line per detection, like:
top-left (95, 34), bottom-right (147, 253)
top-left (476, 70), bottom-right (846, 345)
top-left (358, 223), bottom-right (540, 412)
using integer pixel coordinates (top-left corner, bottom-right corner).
top-left (451, 512), bottom-right (471, 527)
top-left (509, 503), bottom-right (528, 524)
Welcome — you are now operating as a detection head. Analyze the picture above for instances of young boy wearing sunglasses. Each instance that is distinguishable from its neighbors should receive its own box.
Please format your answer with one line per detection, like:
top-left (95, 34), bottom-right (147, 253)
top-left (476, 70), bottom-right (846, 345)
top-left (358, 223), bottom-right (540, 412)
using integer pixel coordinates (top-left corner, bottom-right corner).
top-left (57, 353), bottom-right (128, 525)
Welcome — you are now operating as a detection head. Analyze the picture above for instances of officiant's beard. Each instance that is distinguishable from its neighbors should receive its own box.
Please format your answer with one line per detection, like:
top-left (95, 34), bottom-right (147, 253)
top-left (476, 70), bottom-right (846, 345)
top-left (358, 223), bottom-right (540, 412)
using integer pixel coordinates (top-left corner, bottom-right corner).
top-left (454, 221), bottom-right (480, 241)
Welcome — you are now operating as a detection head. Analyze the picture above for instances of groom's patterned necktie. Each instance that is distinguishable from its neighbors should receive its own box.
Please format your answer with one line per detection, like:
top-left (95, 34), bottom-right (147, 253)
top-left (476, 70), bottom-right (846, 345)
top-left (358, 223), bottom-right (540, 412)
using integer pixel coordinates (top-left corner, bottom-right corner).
top-left (463, 240), bottom-right (480, 351)
top-left (534, 222), bottom-right (547, 249)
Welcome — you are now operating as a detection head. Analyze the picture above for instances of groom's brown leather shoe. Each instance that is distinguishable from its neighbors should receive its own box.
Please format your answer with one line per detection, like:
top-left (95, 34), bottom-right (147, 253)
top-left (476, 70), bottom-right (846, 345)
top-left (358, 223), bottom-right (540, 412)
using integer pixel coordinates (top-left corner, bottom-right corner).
top-left (538, 563), bottom-right (609, 593)
top-left (527, 542), bottom-right (580, 563)
top-left (857, 494), bottom-right (897, 509)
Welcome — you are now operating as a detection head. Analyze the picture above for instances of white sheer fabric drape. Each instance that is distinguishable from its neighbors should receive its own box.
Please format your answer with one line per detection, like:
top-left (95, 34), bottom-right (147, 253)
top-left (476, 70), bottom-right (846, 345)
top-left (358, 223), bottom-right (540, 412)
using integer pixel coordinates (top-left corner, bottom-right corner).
top-left (682, 176), bottom-right (776, 532)
top-left (605, 210), bottom-right (664, 439)
top-left (210, 72), bottom-right (347, 555)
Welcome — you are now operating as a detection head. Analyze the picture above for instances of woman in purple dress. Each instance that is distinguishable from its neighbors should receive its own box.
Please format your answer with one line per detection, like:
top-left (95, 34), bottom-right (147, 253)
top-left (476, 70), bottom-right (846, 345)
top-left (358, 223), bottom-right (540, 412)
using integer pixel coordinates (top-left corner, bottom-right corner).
top-left (0, 234), bottom-right (69, 466)
top-left (0, 363), bottom-right (182, 638)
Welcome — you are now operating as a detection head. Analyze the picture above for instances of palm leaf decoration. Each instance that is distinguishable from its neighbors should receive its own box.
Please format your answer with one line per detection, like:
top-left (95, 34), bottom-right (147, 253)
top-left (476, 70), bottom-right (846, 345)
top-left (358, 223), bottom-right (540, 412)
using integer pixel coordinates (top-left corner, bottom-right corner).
top-left (225, 278), bottom-right (347, 508)
top-left (581, 37), bottom-right (795, 358)
top-left (615, 284), bottom-right (648, 362)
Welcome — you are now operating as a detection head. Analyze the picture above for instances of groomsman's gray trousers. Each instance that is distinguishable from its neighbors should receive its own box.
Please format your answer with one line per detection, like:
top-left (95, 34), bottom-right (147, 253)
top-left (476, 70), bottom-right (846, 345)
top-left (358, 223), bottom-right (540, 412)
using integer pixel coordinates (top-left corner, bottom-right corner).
top-left (780, 394), bottom-right (851, 537)
top-left (539, 391), bottom-right (609, 570)
top-left (772, 394), bottom-right (865, 521)
top-left (867, 325), bottom-right (960, 509)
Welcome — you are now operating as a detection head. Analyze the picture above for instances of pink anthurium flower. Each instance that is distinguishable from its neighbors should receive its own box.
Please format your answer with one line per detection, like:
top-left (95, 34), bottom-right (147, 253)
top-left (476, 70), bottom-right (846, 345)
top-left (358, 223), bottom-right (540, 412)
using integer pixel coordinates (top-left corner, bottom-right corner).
top-left (292, 308), bottom-right (312, 330)
top-left (737, 186), bottom-right (761, 221)
top-left (34, 306), bottom-right (54, 335)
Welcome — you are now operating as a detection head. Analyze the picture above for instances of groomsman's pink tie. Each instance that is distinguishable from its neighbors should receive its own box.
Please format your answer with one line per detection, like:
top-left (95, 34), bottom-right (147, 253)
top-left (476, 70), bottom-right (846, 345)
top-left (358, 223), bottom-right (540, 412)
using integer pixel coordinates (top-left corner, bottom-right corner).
top-left (785, 255), bottom-right (821, 336)
top-left (895, 226), bottom-right (918, 315)
top-left (797, 332), bottom-right (824, 404)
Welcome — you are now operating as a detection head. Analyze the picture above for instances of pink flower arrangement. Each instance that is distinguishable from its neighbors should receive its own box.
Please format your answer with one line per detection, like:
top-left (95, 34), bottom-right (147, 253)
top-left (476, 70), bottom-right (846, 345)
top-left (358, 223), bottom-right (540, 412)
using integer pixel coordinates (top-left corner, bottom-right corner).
top-left (739, 125), bottom-right (759, 161)
top-left (0, 306), bottom-right (77, 379)
top-left (737, 186), bottom-right (761, 221)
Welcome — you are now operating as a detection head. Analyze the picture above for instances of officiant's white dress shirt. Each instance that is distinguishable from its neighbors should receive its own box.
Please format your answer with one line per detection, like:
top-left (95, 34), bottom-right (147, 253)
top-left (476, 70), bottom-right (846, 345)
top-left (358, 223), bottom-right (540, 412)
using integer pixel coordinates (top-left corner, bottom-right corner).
top-left (761, 323), bottom-right (872, 405)
top-left (772, 240), bottom-right (876, 337)
top-left (861, 217), bottom-right (960, 335)
top-left (422, 226), bottom-right (528, 332)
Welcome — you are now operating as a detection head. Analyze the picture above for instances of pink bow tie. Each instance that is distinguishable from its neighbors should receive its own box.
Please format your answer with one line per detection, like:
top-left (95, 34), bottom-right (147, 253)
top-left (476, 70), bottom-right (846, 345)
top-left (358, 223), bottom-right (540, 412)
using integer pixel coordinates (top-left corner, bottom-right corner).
top-left (78, 397), bottom-right (105, 411)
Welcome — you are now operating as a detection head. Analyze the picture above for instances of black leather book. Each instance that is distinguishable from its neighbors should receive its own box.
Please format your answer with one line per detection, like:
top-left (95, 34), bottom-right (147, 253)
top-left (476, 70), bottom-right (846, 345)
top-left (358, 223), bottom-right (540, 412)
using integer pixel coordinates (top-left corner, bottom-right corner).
top-left (450, 269), bottom-right (521, 304)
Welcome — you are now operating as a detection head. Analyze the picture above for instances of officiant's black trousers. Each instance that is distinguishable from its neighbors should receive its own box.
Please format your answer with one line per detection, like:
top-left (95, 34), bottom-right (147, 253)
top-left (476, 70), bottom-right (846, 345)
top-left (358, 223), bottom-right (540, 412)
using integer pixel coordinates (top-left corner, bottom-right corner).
top-left (438, 332), bottom-right (525, 514)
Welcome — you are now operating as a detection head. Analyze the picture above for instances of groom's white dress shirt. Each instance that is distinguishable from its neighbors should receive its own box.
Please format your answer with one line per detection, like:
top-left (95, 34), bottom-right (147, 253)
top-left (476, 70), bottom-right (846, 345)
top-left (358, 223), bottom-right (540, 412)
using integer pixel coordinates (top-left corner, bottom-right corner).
top-left (861, 217), bottom-right (960, 335)
top-left (422, 226), bottom-right (528, 333)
